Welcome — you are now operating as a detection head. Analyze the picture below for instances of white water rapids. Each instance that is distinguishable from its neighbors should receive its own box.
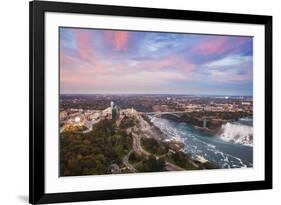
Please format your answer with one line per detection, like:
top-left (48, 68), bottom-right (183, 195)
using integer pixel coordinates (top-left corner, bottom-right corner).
top-left (219, 121), bottom-right (253, 146)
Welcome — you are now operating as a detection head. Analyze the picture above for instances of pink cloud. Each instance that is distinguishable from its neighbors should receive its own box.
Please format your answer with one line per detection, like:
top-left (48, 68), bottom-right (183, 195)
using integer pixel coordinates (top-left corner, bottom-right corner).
top-left (60, 54), bottom-right (195, 93)
top-left (95, 55), bottom-right (196, 81)
top-left (104, 31), bottom-right (130, 51)
top-left (68, 30), bottom-right (106, 75)
top-left (74, 30), bottom-right (93, 61)
top-left (191, 36), bottom-right (250, 57)
top-left (60, 52), bottom-right (79, 65)
top-left (192, 37), bottom-right (229, 56)
top-left (136, 55), bottom-right (195, 76)
top-left (60, 66), bottom-right (105, 88)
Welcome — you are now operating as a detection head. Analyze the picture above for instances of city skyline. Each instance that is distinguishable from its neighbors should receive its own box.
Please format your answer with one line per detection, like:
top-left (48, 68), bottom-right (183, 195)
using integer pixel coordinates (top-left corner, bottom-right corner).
top-left (60, 28), bottom-right (253, 96)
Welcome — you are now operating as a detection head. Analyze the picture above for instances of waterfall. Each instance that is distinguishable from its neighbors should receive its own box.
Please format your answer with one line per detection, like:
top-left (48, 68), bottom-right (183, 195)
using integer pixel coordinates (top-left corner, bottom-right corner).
top-left (219, 122), bottom-right (253, 146)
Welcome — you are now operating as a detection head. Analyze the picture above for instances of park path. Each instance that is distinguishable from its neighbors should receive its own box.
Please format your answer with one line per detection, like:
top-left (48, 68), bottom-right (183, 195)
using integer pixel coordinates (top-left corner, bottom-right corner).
top-left (122, 150), bottom-right (136, 172)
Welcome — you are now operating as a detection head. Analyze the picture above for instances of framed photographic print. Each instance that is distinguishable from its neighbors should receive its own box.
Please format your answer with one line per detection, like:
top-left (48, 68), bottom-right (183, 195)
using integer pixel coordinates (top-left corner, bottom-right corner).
top-left (29, 0), bottom-right (272, 204)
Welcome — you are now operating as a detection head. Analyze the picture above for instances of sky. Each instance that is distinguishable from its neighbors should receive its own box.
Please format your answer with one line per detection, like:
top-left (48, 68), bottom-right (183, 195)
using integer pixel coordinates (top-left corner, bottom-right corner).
top-left (60, 27), bottom-right (253, 96)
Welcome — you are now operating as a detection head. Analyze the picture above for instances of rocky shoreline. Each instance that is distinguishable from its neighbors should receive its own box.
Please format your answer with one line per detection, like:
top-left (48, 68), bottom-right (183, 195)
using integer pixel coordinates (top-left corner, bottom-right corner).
top-left (140, 114), bottom-right (219, 170)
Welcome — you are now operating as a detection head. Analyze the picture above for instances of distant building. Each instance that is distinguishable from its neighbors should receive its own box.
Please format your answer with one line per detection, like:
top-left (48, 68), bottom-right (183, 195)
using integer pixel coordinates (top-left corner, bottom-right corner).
top-left (74, 116), bottom-right (81, 124)
top-left (89, 112), bottom-right (100, 120)
top-left (242, 101), bottom-right (251, 106)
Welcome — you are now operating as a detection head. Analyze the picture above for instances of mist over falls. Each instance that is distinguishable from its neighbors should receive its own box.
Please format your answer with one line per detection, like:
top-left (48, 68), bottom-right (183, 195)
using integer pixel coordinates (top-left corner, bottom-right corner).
top-left (219, 121), bottom-right (253, 146)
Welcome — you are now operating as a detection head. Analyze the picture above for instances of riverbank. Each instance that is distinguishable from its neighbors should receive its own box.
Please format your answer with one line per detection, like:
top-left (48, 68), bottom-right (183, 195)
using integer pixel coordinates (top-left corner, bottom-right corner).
top-left (160, 111), bottom-right (252, 135)
top-left (139, 114), bottom-right (221, 170)
top-left (150, 116), bottom-right (253, 168)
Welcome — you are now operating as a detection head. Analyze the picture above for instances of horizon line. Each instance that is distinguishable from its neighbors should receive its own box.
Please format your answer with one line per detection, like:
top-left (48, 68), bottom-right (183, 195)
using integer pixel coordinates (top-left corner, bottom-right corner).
top-left (60, 93), bottom-right (253, 97)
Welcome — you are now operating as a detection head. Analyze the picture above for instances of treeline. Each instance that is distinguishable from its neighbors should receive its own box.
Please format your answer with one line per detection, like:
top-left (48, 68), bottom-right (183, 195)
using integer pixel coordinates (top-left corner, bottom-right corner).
top-left (60, 98), bottom-right (155, 112)
top-left (119, 116), bottom-right (137, 129)
top-left (141, 138), bottom-right (168, 156)
top-left (141, 137), bottom-right (216, 170)
top-left (162, 111), bottom-right (251, 130)
top-left (60, 119), bottom-right (132, 176)
top-left (186, 111), bottom-right (251, 120)
top-left (141, 138), bottom-right (199, 170)
top-left (128, 152), bottom-right (166, 172)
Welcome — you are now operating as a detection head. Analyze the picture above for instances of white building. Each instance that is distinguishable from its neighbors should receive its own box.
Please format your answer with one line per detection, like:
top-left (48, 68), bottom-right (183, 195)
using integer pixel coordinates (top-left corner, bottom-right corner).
top-left (110, 101), bottom-right (114, 109)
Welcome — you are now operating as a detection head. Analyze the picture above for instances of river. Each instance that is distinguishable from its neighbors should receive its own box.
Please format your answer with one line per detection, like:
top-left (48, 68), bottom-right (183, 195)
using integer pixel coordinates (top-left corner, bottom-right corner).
top-left (149, 116), bottom-right (253, 169)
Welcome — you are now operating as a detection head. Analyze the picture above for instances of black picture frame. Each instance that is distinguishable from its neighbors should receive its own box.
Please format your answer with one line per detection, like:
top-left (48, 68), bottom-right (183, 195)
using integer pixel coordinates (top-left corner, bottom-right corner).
top-left (29, 1), bottom-right (272, 204)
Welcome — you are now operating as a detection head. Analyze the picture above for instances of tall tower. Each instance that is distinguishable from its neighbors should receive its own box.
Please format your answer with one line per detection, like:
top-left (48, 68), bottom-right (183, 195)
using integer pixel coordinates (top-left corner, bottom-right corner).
top-left (110, 101), bottom-right (114, 109)
top-left (203, 116), bottom-right (207, 128)
top-left (112, 107), bottom-right (117, 120)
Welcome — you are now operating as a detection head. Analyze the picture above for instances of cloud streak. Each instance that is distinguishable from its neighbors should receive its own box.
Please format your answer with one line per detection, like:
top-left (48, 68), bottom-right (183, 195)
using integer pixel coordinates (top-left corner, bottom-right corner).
top-left (104, 31), bottom-right (130, 51)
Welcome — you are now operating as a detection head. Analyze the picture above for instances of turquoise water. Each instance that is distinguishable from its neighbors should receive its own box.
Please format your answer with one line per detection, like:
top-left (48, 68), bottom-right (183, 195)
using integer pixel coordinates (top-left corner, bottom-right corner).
top-left (150, 117), bottom-right (253, 168)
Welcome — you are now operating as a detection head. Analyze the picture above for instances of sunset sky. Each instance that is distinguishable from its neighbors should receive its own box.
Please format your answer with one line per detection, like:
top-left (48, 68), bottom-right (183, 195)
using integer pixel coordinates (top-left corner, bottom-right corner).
top-left (60, 27), bottom-right (253, 96)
